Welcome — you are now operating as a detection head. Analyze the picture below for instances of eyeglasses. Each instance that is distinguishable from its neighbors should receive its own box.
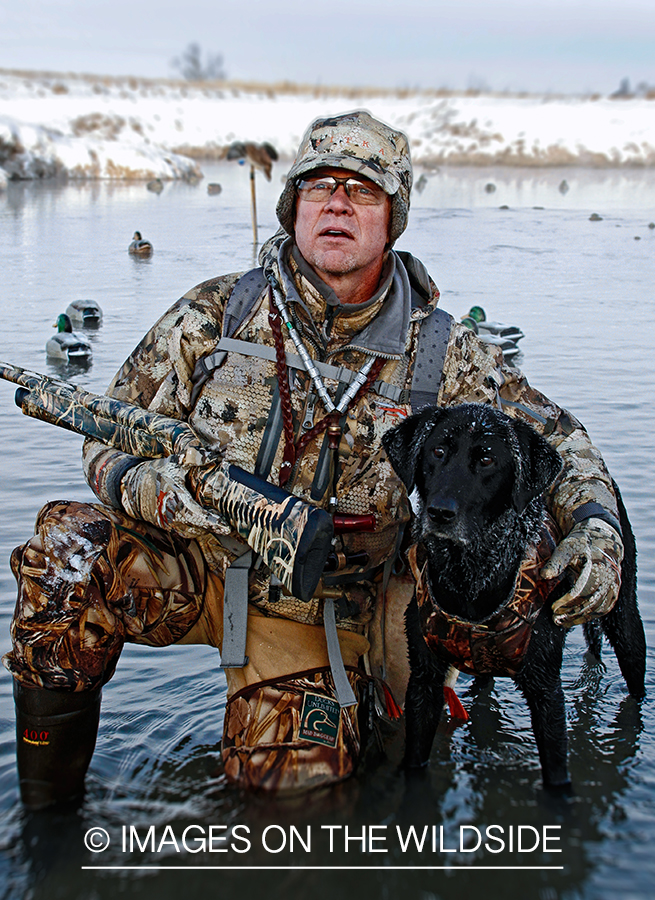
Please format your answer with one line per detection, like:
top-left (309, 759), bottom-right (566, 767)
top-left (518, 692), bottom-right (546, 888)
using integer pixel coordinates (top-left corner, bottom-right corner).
top-left (296, 175), bottom-right (387, 206)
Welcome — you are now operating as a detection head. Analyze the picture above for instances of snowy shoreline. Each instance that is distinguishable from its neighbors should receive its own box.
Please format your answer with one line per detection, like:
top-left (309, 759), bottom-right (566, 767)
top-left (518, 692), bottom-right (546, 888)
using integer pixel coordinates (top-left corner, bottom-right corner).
top-left (1, 68), bottom-right (655, 185)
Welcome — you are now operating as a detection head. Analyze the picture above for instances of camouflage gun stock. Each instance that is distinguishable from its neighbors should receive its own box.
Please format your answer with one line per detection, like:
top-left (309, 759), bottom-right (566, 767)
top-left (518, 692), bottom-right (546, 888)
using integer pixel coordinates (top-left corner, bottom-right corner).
top-left (0, 361), bottom-right (333, 602)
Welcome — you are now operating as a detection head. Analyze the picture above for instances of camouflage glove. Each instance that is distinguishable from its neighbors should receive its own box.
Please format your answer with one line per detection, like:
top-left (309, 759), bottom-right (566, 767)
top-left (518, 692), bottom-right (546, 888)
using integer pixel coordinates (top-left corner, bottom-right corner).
top-left (120, 454), bottom-right (231, 544)
top-left (541, 518), bottom-right (623, 628)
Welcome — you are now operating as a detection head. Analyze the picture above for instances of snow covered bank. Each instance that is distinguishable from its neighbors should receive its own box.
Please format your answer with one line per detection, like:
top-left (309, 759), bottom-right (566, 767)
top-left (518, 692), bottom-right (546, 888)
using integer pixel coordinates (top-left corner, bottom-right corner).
top-left (0, 115), bottom-right (202, 182)
top-left (1, 69), bottom-right (655, 183)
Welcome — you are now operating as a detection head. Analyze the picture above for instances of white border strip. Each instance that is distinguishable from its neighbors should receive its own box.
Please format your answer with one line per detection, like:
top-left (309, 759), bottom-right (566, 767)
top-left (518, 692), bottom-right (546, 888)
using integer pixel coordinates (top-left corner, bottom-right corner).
top-left (82, 865), bottom-right (564, 871)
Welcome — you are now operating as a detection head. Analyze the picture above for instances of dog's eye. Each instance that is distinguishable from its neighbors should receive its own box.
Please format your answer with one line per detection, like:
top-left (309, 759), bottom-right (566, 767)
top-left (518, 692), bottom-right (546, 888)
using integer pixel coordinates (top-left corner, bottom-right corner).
top-left (432, 447), bottom-right (445, 460)
top-left (479, 454), bottom-right (495, 467)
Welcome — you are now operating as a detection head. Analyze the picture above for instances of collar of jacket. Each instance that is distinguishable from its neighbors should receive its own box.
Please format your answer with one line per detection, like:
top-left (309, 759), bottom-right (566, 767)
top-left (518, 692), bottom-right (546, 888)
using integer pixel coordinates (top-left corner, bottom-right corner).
top-left (274, 237), bottom-right (422, 360)
top-left (407, 515), bottom-right (563, 677)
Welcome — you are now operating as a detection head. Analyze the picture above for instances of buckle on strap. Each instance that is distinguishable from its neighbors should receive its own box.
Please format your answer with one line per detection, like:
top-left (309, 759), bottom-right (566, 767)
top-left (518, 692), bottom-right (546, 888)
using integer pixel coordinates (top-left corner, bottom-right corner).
top-left (219, 549), bottom-right (251, 668)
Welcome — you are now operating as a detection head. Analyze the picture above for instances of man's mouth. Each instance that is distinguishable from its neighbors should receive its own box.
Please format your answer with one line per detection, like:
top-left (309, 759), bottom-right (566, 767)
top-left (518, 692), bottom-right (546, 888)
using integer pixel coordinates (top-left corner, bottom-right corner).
top-left (319, 228), bottom-right (353, 239)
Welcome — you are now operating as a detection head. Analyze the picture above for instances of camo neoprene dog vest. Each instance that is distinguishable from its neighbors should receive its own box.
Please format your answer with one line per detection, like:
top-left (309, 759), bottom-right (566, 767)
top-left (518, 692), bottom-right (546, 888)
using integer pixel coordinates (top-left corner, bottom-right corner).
top-left (408, 516), bottom-right (562, 677)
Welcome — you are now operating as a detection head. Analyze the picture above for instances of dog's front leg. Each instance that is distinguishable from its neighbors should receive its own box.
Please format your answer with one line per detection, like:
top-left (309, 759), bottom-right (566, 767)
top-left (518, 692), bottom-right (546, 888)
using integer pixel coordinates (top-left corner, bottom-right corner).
top-left (403, 596), bottom-right (451, 768)
top-left (514, 613), bottom-right (570, 789)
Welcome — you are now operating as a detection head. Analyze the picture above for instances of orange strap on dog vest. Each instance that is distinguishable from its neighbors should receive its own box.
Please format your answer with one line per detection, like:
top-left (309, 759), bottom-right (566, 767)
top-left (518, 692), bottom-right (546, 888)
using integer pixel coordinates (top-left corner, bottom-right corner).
top-left (444, 686), bottom-right (469, 722)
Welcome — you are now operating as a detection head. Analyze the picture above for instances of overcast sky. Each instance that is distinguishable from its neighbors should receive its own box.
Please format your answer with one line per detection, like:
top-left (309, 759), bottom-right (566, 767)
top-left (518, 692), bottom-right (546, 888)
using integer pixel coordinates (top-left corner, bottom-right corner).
top-left (0, 0), bottom-right (652, 95)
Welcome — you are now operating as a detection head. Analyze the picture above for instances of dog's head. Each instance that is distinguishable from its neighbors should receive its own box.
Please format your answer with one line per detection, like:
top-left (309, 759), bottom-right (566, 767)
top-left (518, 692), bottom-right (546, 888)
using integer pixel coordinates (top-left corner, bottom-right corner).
top-left (382, 404), bottom-right (563, 548)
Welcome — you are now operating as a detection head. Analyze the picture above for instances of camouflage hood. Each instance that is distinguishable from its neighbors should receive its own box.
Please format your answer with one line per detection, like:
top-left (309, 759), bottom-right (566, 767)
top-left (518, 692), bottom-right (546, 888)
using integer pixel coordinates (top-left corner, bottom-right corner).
top-left (261, 234), bottom-right (434, 359)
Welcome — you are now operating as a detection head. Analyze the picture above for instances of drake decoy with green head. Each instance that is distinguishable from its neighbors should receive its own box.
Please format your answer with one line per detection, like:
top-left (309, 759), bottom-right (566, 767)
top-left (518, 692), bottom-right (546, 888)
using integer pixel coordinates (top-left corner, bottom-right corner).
top-left (466, 305), bottom-right (525, 343)
top-left (46, 314), bottom-right (93, 362)
top-left (461, 309), bottom-right (522, 362)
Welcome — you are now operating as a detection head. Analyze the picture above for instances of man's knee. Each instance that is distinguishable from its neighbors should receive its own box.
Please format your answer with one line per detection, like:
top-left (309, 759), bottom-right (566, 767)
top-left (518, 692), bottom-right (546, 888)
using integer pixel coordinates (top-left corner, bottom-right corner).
top-left (12, 499), bottom-right (113, 582)
top-left (6, 498), bottom-right (210, 690)
top-left (5, 500), bottom-right (125, 690)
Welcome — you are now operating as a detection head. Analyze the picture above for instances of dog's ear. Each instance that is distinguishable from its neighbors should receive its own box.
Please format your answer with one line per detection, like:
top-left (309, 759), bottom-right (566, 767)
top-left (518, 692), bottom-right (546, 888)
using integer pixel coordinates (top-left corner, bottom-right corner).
top-left (511, 418), bottom-right (563, 513)
top-left (382, 409), bottom-right (440, 490)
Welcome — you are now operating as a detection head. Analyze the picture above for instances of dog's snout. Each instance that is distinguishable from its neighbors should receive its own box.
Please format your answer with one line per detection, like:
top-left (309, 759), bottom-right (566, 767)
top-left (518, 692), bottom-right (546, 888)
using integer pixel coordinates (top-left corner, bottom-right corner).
top-left (427, 500), bottom-right (458, 526)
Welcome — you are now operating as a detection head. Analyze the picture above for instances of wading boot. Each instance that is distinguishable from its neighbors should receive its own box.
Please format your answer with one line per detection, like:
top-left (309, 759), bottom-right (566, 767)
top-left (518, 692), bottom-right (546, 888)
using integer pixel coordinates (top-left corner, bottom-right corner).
top-left (14, 680), bottom-right (102, 810)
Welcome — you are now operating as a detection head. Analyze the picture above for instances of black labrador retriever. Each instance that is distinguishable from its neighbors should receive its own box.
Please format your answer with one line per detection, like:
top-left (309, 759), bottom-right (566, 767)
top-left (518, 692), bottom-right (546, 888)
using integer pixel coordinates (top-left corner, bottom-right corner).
top-left (382, 403), bottom-right (645, 789)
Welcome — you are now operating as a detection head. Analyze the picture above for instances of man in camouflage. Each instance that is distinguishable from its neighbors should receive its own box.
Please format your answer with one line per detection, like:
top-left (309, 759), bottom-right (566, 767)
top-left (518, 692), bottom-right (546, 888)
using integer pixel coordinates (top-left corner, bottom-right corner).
top-left (5, 111), bottom-right (624, 806)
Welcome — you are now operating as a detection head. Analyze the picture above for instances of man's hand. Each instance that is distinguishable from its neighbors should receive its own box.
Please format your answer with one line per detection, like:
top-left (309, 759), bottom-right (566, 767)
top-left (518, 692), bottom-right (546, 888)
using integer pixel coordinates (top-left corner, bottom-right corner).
top-left (541, 518), bottom-right (623, 628)
top-left (120, 454), bottom-right (231, 541)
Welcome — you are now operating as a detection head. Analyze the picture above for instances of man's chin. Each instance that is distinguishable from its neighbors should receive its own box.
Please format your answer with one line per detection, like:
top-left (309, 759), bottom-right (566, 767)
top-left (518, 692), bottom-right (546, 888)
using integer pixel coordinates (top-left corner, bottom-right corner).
top-left (311, 252), bottom-right (358, 278)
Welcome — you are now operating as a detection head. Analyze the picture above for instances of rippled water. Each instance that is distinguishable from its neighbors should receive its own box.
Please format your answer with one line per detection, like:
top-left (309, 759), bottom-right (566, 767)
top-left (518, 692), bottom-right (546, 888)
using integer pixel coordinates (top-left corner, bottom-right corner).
top-left (0, 164), bottom-right (654, 900)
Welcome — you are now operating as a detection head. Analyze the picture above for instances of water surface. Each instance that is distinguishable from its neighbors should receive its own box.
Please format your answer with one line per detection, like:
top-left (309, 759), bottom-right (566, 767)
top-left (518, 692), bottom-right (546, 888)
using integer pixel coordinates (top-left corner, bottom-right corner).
top-left (0, 164), bottom-right (654, 900)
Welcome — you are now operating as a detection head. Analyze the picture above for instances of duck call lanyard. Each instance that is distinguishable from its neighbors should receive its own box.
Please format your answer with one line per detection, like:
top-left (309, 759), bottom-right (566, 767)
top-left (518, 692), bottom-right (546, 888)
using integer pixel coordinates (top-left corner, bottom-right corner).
top-left (267, 285), bottom-right (384, 498)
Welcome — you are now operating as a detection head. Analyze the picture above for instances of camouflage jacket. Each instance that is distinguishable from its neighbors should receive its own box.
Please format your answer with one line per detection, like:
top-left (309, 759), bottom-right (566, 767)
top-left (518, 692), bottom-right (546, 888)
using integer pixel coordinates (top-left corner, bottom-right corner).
top-left (83, 239), bottom-right (618, 615)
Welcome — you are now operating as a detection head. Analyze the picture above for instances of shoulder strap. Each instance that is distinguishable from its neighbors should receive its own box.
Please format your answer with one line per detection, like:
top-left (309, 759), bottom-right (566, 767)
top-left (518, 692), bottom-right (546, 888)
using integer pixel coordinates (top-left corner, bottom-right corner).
top-left (221, 267), bottom-right (268, 339)
top-left (410, 306), bottom-right (453, 412)
top-left (193, 267), bottom-right (269, 669)
top-left (190, 267), bottom-right (268, 407)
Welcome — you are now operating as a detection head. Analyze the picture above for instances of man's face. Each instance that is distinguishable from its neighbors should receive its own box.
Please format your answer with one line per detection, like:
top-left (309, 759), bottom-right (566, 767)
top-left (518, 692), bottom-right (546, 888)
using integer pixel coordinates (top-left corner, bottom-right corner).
top-left (293, 167), bottom-right (391, 290)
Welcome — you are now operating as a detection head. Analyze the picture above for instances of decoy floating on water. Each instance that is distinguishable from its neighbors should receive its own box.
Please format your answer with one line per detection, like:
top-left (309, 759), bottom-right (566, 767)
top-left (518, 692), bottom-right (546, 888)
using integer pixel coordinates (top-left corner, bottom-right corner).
top-left (128, 231), bottom-right (153, 256)
top-left (65, 300), bottom-right (103, 328)
top-left (46, 314), bottom-right (93, 362)
top-left (461, 306), bottom-right (524, 361)
top-left (147, 179), bottom-right (164, 194)
top-left (466, 305), bottom-right (525, 343)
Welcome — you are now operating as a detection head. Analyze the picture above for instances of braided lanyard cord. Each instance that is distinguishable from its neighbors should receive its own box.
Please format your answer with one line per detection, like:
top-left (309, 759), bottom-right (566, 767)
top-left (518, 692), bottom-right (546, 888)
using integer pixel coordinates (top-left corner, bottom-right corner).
top-left (268, 288), bottom-right (299, 483)
top-left (267, 286), bottom-right (384, 488)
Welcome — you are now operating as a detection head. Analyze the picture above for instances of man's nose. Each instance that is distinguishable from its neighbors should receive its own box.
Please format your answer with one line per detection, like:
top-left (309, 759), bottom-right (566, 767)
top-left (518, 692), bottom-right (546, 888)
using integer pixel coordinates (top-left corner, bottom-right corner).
top-left (324, 183), bottom-right (353, 212)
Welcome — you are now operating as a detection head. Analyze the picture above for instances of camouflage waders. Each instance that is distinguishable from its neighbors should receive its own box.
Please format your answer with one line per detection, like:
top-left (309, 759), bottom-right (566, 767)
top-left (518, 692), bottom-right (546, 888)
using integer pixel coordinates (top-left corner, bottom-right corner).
top-left (6, 500), bottom-right (372, 793)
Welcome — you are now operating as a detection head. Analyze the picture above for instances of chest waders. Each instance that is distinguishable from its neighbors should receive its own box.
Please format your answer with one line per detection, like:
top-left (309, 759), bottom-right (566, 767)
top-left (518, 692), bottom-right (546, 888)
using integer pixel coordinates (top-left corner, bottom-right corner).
top-left (190, 266), bottom-right (453, 708)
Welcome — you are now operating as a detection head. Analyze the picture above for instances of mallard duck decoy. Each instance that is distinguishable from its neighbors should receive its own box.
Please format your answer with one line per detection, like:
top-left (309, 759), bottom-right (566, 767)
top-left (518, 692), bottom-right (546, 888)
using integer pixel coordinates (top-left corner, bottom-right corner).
top-left (466, 306), bottom-right (525, 343)
top-left (461, 313), bottom-right (522, 361)
top-left (65, 300), bottom-right (103, 328)
top-left (46, 314), bottom-right (93, 362)
top-left (226, 141), bottom-right (278, 181)
top-left (128, 231), bottom-right (153, 256)
top-left (147, 179), bottom-right (164, 194)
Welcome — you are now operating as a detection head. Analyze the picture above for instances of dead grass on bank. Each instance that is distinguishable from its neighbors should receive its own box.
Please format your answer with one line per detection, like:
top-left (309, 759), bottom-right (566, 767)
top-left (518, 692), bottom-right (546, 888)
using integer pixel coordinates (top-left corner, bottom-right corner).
top-left (3, 66), bottom-right (654, 101)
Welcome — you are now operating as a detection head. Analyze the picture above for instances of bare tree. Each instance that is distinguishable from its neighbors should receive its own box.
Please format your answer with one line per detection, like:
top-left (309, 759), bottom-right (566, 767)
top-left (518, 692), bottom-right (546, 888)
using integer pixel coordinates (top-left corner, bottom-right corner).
top-left (171, 43), bottom-right (226, 81)
top-left (610, 77), bottom-right (633, 98)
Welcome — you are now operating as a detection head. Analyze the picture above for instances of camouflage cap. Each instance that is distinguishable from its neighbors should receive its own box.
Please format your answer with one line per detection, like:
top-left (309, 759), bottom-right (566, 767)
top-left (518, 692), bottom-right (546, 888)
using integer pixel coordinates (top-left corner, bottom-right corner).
top-left (276, 110), bottom-right (413, 244)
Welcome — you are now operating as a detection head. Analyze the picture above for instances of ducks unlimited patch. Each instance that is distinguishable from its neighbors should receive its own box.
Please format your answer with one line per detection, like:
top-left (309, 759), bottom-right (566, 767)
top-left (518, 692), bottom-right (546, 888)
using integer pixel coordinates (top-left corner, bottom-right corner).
top-left (299, 692), bottom-right (341, 747)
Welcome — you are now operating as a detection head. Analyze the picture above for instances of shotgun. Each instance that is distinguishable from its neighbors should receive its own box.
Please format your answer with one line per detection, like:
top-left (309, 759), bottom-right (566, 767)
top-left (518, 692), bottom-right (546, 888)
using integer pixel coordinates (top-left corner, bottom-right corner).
top-left (0, 361), bottom-right (333, 602)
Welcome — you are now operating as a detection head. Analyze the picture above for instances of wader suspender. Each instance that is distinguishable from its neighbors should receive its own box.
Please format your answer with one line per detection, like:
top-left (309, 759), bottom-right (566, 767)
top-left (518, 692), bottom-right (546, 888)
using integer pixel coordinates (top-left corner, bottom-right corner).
top-left (190, 268), bottom-right (453, 699)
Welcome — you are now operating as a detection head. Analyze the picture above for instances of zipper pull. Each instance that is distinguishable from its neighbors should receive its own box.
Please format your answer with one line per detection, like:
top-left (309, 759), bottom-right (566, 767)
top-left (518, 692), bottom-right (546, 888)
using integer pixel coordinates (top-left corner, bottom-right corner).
top-left (302, 389), bottom-right (317, 432)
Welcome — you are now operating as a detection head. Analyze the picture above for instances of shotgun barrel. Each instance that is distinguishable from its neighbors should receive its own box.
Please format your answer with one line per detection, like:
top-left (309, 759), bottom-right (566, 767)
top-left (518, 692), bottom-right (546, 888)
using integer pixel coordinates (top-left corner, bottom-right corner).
top-left (0, 361), bottom-right (333, 601)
